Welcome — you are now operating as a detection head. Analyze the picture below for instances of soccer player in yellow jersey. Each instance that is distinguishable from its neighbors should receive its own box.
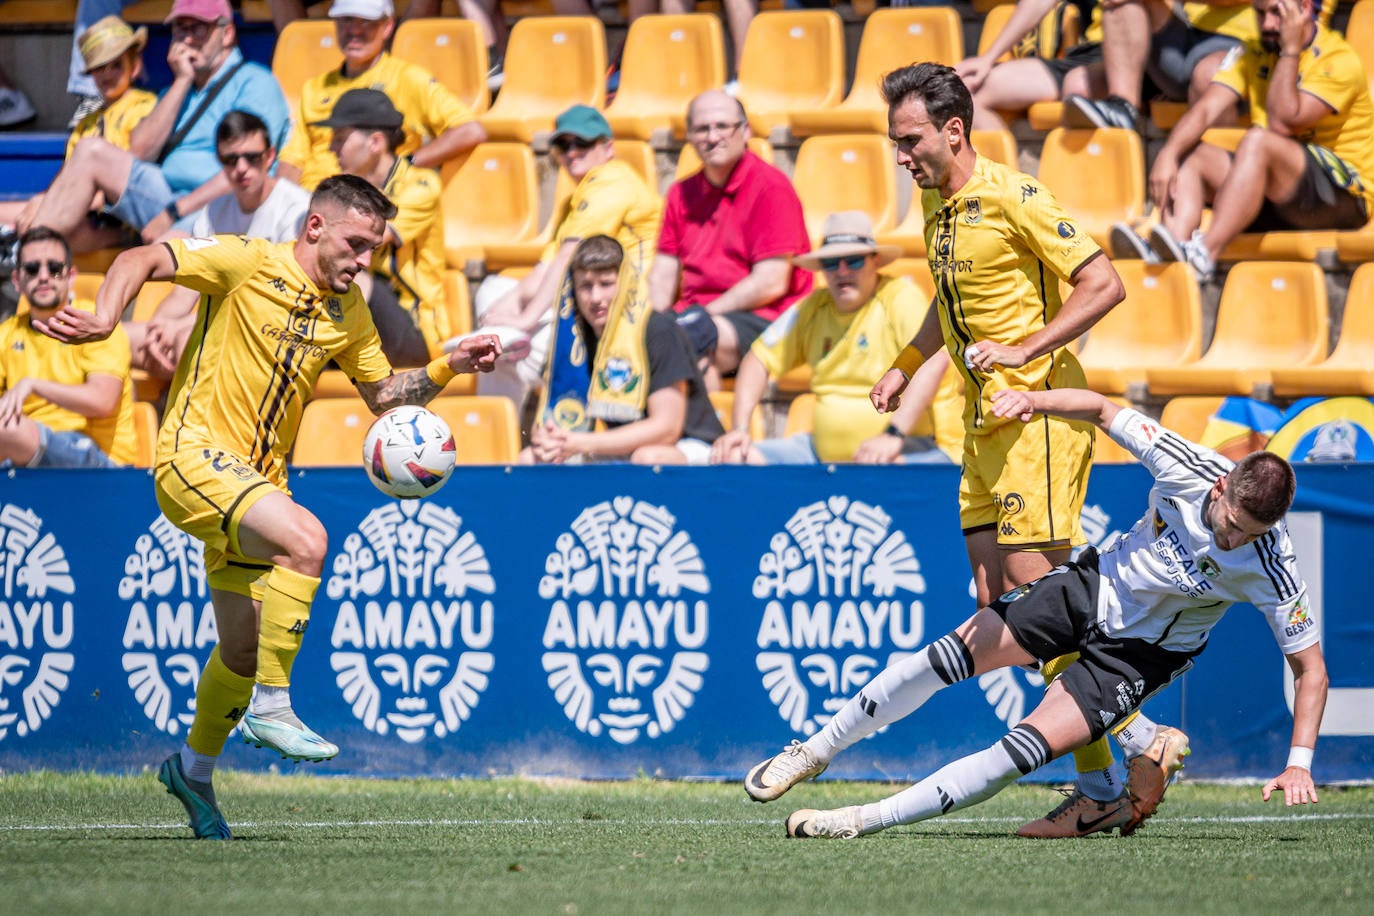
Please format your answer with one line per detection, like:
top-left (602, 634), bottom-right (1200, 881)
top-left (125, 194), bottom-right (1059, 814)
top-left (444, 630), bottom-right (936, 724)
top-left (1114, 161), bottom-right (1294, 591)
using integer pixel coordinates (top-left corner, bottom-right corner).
top-left (712, 211), bottom-right (961, 466)
top-left (276, 0), bottom-right (487, 192)
top-left (0, 227), bottom-right (136, 469)
top-left (858, 64), bottom-right (1187, 839)
top-left (39, 175), bottom-right (502, 840)
top-left (1119, 0), bottom-right (1374, 281)
top-left (322, 89), bottom-right (447, 366)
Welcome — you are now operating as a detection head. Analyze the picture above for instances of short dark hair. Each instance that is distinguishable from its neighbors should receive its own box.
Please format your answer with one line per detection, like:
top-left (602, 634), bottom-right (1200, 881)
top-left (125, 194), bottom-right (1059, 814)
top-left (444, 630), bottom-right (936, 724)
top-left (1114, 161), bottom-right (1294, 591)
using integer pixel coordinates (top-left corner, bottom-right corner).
top-left (310, 174), bottom-right (397, 223)
top-left (17, 225), bottom-right (71, 266)
top-left (570, 235), bottom-right (624, 274)
top-left (881, 62), bottom-right (974, 134)
top-left (216, 109), bottom-right (270, 147)
top-left (1227, 451), bottom-right (1296, 525)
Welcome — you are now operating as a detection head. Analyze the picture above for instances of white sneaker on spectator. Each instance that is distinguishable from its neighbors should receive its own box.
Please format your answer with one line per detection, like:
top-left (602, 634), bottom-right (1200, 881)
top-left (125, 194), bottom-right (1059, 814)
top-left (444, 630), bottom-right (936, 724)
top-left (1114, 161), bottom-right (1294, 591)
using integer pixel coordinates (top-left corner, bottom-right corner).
top-left (1109, 222), bottom-right (1158, 262)
top-left (0, 88), bottom-right (36, 128)
top-left (1151, 224), bottom-right (1215, 281)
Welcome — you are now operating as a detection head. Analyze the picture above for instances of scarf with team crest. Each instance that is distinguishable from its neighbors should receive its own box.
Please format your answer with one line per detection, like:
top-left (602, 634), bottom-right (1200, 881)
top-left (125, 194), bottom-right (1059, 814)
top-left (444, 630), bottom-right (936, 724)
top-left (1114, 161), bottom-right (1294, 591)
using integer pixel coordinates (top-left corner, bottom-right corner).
top-left (538, 242), bottom-right (652, 430)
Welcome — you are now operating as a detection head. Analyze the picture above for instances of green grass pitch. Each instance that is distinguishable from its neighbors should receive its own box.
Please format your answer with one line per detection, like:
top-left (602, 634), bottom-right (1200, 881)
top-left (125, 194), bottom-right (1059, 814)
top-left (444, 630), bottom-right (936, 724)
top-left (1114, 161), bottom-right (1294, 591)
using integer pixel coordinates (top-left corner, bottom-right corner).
top-left (2, 771), bottom-right (1372, 914)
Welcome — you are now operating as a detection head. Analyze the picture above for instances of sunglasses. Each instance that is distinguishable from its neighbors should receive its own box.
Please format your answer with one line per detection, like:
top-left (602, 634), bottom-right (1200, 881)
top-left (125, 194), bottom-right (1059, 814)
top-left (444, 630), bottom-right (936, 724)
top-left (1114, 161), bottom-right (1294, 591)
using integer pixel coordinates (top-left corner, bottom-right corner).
top-left (552, 136), bottom-right (599, 154)
top-left (20, 259), bottom-right (68, 278)
top-left (218, 149), bottom-right (269, 167)
top-left (819, 254), bottom-right (870, 272)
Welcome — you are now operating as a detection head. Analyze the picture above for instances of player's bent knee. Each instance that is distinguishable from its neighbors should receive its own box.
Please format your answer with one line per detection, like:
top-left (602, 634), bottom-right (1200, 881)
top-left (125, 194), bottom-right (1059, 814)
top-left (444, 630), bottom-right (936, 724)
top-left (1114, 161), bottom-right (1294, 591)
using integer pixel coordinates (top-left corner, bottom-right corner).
top-left (279, 507), bottom-right (329, 575)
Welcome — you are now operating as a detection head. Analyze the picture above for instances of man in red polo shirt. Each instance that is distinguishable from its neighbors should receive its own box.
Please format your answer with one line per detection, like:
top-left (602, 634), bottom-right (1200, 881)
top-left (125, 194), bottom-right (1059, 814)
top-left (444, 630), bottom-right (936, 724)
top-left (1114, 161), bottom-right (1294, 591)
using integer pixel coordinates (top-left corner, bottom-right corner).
top-left (648, 89), bottom-right (813, 387)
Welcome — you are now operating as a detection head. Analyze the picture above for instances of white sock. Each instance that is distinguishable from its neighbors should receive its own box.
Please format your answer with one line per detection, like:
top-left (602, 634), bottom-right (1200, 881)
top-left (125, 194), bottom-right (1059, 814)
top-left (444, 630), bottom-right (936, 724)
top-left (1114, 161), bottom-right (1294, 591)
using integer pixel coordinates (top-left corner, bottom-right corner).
top-left (806, 634), bottom-right (974, 761)
top-left (249, 684), bottom-right (291, 714)
top-left (859, 723), bottom-right (1053, 833)
top-left (1113, 713), bottom-right (1159, 758)
top-left (179, 745), bottom-right (217, 784)
top-left (1076, 766), bottom-right (1124, 802)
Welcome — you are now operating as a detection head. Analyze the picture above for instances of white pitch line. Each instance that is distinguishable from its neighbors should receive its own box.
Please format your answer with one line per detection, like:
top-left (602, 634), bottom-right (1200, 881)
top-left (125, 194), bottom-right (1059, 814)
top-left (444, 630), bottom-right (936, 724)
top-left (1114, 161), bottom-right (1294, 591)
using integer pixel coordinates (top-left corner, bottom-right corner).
top-left (3, 812), bottom-right (1373, 832)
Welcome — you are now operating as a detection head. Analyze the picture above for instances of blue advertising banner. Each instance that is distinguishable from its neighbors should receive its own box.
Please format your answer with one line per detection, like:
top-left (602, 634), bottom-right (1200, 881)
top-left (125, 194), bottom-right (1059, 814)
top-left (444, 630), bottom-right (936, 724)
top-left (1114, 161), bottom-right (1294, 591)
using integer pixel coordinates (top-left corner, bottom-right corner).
top-left (0, 464), bottom-right (1368, 783)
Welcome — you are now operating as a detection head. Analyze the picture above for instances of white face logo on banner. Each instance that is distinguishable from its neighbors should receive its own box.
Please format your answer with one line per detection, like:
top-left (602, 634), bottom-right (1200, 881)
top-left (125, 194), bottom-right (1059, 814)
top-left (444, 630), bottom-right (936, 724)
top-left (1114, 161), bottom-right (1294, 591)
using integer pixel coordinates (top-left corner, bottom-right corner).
top-left (0, 504), bottom-right (76, 742)
top-left (119, 516), bottom-right (216, 736)
top-left (327, 500), bottom-right (495, 744)
top-left (539, 496), bottom-right (710, 744)
top-left (753, 496), bottom-right (926, 735)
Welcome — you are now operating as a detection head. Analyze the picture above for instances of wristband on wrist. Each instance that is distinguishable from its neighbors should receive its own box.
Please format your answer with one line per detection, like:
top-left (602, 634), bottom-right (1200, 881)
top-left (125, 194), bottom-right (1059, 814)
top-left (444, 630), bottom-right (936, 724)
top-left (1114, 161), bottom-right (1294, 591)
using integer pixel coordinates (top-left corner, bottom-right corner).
top-left (425, 355), bottom-right (457, 387)
top-left (164, 200), bottom-right (180, 222)
top-left (891, 344), bottom-right (923, 380)
top-left (1286, 745), bottom-right (1314, 770)
top-left (885, 423), bottom-right (904, 438)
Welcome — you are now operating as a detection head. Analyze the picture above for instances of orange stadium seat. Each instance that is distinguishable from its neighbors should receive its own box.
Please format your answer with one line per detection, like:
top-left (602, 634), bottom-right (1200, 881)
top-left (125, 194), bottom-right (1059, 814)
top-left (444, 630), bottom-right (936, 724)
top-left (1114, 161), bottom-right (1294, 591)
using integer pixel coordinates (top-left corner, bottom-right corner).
top-left (293, 397), bottom-right (375, 466)
top-left (130, 401), bottom-right (159, 468)
top-left (1158, 396), bottom-right (1226, 442)
top-left (708, 390), bottom-right (765, 439)
top-left (1347, 0), bottom-right (1374, 95)
top-left (972, 128), bottom-right (1018, 168)
top-left (272, 20), bottom-right (341, 106)
top-left (0, 1), bottom-right (76, 23)
top-left (1144, 262), bottom-right (1328, 397)
top-left (783, 392), bottom-right (816, 437)
top-left (792, 134), bottom-right (899, 244)
top-left (439, 142), bottom-right (542, 275)
top-left (130, 281), bottom-right (177, 323)
top-left (604, 14), bottom-right (727, 142)
top-left (789, 8), bottom-right (963, 137)
top-left (734, 10), bottom-right (845, 140)
top-left (674, 137), bottom-right (774, 180)
top-left (1093, 398), bottom-right (1136, 463)
top-left (114, 1), bottom-right (173, 22)
top-left (1037, 127), bottom-right (1145, 249)
top-left (879, 258), bottom-right (936, 301)
top-left (393, 17), bottom-right (490, 115)
top-left (478, 16), bottom-right (606, 142)
top-left (1075, 262), bottom-right (1202, 395)
top-left (1271, 262), bottom-right (1374, 397)
top-left (430, 396), bottom-right (521, 464)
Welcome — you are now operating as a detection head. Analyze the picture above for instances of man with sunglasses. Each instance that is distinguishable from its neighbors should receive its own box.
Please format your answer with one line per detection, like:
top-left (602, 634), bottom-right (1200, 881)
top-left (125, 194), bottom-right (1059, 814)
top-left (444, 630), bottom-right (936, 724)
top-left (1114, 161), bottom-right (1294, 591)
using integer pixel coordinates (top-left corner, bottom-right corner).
top-left (0, 227), bottom-right (136, 469)
top-left (22, 0), bottom-right (289, 254)
top-left (711, 211), bottom-right (959, 467)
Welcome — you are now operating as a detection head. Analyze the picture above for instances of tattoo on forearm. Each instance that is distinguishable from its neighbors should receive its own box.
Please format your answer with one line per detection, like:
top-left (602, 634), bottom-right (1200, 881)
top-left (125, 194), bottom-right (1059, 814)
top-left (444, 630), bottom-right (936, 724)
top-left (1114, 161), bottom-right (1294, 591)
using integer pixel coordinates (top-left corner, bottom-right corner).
top-left (362, 369), bottom-right (442, 413)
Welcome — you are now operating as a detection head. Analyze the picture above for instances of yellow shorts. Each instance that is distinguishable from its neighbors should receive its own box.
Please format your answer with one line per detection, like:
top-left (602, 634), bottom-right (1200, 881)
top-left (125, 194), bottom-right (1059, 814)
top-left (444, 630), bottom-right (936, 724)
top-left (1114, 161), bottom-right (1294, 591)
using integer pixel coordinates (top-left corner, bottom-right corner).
top-left (155, 448), bottom-right (278, 598)
top-left (959, 414), bottom-right (1092, 548)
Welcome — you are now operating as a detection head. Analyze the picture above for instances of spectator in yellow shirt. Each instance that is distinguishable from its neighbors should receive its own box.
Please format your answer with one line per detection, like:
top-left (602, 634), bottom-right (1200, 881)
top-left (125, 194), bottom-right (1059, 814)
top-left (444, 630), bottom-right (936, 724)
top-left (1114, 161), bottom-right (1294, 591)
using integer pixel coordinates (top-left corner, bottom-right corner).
top-left (0, 227), bottom-right (136, 468)
top-left (276, 0), bottom-right (487, 191)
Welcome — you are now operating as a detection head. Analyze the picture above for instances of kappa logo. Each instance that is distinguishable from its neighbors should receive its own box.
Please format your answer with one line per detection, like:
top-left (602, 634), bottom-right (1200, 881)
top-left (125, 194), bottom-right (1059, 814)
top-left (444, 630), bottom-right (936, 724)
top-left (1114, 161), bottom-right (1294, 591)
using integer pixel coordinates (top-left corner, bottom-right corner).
top-left (118, 516), bottom-right (216, 737)
top-left (0, 504), bottom-right (77, 742)
top-left (539, 496), bottom-right (710, 744)
top-left (325, 500), bottom-right (495, 744)
top-left (753, 497), bottom-right (926, 736)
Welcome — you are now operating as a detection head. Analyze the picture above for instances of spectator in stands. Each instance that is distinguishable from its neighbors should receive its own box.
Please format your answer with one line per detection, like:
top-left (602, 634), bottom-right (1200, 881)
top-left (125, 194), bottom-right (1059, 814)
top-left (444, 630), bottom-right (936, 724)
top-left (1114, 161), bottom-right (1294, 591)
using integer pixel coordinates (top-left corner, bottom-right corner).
top-left (956, 0), bottom-right (1106, 133)
top-left (1110, 0), bottom-right (1374, 281)
top-left (66, 0), bottom-right (129, 125)
top-left (648, 89), bottom-right (812, 388)
top-left (128, 109), bottom-right (311, 381)
top-left (1062, 0), bottom-right (1255, 130)
top-left (520, 235), bottom-right (723, 465)
top-left (1, 227), bottom-right (136, 468)
top-left (276, 0), bottom-right (487, 192)
top-left (0, 15), bottom-right (156, 231)
top-left (321, 89), bottom-right (446, 367)
top-left (711, 212), bottom-right (959, 467)
top-left (468, 104), bottom-right (662, 413)
top-left (20, 0), bottom-right (291, 253)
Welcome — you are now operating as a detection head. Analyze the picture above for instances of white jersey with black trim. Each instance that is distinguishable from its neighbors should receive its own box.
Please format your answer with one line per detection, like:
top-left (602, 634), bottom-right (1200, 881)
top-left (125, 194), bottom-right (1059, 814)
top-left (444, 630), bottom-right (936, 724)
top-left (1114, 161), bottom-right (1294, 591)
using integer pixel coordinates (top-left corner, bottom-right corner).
top-left (1092, 408), bottom-right (1318, 655)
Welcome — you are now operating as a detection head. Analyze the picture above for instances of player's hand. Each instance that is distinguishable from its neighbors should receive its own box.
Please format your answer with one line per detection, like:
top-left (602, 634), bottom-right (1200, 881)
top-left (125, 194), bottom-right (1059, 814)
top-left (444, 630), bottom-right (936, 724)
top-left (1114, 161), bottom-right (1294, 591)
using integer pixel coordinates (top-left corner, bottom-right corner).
top-left (710, 429), bottom-right (753, 464)
top-left (965, 340), bottom-right (1027, 371)
top-left (1148, 155), bottom-right (1179, 215)
top-left (167, 41), bottom-right (200, 80)
top-left (141, 208), bottom-right (176, 244)
top-left (954, 55), bottom-right (994, 94)
top-left (990, 388), bottom-right (1039, 422)
top-left (1262, 766), bottom-right (1319, 807)
top-left (447, 333), bottom-right (502, 374)
top-left (1276, 0), bottom-right (1308, 57)
top-left (0, 378), bottom-right (33, 427)
top-left (140, 323), bottom-right (180, 376)
top-left (853, 431), bottom-right (904, 464)
top-left (32, 304), bottom-right (117, 344)
top-left (870, 368), bottom-right (909, 413)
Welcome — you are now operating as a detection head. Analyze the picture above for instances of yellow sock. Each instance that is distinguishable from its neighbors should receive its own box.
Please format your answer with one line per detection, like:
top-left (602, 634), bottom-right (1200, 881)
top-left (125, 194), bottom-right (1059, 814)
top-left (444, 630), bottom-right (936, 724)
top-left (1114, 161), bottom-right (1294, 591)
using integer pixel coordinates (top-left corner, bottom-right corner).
top-left (256, 567), bottom-right (320, 687)
top-left (1040, 653), bottom-right (1117, 773)
top-left (187, 646), bottom-right (254, 756)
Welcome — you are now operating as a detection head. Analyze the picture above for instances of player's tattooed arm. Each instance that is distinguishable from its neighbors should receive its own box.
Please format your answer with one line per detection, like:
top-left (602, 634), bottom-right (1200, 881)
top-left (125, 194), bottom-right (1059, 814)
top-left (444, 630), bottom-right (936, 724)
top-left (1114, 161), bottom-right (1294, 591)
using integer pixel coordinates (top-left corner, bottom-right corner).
top-left (356, 370), bottom-right (443, 412)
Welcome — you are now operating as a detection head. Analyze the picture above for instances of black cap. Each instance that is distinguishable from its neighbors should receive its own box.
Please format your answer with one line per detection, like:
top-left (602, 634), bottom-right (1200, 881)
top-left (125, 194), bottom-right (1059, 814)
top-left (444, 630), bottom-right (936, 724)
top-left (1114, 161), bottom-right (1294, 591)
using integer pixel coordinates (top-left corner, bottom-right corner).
top-left (310, 88), bottom-right (404, 131)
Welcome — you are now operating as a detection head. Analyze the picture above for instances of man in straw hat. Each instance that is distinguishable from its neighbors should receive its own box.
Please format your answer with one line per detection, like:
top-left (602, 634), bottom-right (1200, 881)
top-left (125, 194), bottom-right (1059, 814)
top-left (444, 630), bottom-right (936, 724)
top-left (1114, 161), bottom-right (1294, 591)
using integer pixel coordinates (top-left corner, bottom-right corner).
top-left (712, 211), bottom-right (959, 466)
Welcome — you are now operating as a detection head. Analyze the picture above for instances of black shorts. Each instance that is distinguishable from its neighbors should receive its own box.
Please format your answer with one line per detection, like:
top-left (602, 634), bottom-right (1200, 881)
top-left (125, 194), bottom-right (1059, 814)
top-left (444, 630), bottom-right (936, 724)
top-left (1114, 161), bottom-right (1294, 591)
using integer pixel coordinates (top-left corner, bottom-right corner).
top-left (1040, 42), bottom-right (1104, 89)
top-left (1245, 144), bottom-right (1370, 233)
top-left (721, 310), bottom-right (773, 357)
top-left (988, 550), bottom-right (1201, 741)
top-left (1148, 19), bottom-right (1242, 100)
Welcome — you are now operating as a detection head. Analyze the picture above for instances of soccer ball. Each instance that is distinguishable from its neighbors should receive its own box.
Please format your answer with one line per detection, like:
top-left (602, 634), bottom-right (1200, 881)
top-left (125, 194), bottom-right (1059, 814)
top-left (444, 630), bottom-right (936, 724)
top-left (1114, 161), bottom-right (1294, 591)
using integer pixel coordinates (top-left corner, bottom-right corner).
top-left (362, 405), bottom-right (456, 499)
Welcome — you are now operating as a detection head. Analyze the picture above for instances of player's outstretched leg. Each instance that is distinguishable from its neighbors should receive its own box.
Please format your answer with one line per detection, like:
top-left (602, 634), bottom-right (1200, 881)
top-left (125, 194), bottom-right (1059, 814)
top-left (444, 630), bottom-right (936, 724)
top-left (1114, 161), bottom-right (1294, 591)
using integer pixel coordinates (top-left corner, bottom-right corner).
top-left (1122, 724), bottom-right (1191, 834)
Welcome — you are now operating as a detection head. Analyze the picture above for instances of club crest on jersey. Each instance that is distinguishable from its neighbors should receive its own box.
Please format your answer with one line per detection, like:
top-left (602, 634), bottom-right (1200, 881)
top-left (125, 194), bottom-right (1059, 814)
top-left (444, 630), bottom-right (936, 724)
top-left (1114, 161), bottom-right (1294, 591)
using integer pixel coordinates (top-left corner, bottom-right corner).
top-left (752, 496), bottom-right (926, 736)
top-left (1198, 556), bottom-right (1221, 580)
top-left (325, 298), bottom-right (344, 322)
top-left (964, 198), bottom-right (982, 224)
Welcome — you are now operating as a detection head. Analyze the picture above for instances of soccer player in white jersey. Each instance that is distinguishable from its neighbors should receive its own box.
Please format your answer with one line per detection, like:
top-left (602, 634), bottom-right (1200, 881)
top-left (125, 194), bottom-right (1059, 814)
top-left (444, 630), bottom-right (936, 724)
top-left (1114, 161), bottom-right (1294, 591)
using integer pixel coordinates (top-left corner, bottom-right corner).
top-left (746, 387), bottom-right (1328, 839)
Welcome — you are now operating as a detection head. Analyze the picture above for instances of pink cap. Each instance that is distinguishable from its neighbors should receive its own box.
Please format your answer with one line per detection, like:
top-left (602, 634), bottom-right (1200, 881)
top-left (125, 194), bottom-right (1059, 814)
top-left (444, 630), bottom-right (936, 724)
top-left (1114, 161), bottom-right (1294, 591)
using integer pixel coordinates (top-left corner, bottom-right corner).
top-left (165, 0), bottom-right (232, 23)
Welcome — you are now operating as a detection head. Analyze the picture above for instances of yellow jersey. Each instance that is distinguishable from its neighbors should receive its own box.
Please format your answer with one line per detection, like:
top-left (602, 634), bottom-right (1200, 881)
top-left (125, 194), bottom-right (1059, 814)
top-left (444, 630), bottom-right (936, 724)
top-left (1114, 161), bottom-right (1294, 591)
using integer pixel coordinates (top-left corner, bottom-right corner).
top-left (373, 156), bottom-right (448, 355)
top-left (279, 52), bottom-right (478, 191)
top-left (65, 88), bottom-right (157, 159)
top-left (160, 236), bottom-right (393, 486)
top-left (1213, 23), bottom-right (1374, 209)
top-left (1181, 2), bottom-right (1259, 43)
top-left (923, 155), bottom-right (1098, 433)
top-left (542, 159), bottom-right (662, 263)
top-left (0, 297), bottom-right (136, 465)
